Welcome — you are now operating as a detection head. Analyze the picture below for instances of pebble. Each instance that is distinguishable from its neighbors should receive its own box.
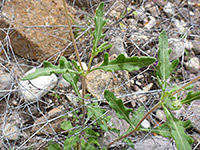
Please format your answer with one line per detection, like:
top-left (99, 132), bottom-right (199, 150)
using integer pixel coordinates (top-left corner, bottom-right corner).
top-left (141, 119), bottom-right (151, 128)
top-left (134, 136), bottom-right (175, 150)
top-left (168, 38), bottom-right (185, 61)
top-left (192, 41), bottom-right (200, 54)
top-left (186, 100), bottom-right (200, 133)
top-left (19, 67), bottom-right (58, 102)
top-left (144, 16), bottom-right (156, 29)
top-left (0, 71), bottom-right (12, 97)
top-left (109, 36), bottom-right (127, 57)
top-left (57, 77), bottom-right (71, 89)
top-left (3, 123), bottom-right (21, 140)
top-left (163, 2), bottom-right (175, 16)
top-left (185, 57), bottom-right (200, 73)
top-left (156, 109), bottom-right (166, 121)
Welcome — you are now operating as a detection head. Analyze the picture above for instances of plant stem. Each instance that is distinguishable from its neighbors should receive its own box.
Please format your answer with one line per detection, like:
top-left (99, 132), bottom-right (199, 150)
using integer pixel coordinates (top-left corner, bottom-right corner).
top-left (106, 101), bottom-right (162, 149)
top-left (62, 0), bottom-right (84, 70)
top-left (81, 76), bottom-right (86, 124)
top-left (171, 75), bottom-right (200, 96)
top-left (86, 55), bottom-right (94, 74)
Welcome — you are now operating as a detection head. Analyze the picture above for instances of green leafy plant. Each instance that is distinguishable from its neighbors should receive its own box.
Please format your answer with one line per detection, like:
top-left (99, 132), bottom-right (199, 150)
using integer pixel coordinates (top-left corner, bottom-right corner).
top-left (104, 30), bottom-right (200, 150)
top-left (19, 1), bottom-right (200, 150)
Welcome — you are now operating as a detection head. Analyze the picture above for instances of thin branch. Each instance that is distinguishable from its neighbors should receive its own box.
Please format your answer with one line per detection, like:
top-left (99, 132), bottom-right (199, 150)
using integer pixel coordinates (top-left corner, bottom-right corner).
top-left (62, 0), bottom-right (83, 70)
top-left (106, 101), bottom-right (162, 149)
top-left (171, 75), bottom-right (200, 96)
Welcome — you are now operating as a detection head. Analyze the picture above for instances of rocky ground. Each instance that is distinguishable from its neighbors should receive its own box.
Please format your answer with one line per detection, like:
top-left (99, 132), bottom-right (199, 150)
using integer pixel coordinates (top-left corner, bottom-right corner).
top-left (0, 0), bottom-right (200, 149)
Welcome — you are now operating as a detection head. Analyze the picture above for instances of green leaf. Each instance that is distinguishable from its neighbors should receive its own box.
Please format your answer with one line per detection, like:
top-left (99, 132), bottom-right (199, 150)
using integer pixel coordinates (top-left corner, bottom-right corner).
top-left (157, 30), bottom-right (179, 88)
top-left (85, 128), bottom-right (99, 138)
top-left (91, 53), bottom-right (156, 72)
top-left (88, 106), bottom-right (106, 118)
top-left (97, 42), bottom-right (112, 53)
top-left (21, 56), bottom-right (81, 97)
top-left (131, 106), bottom-right (145, 127)
top-left (64, 136), bottom-right (79, 150)
top-left (87, 106), bottom-right (109, 131)
top-left (104, 90), bottom-right (135, 129)
top-left (71, 60), bottom-right (82, 72)
top-left (81, 139), bottom-right (96, 150)
top-left (164, 95), bottom-right (181, 110)
top-left (61, 121), bottom-right (73, 131)
top-left (142, 123), bottom-right (172, 138)
top-left (63, 72), bottom-right (80, 97)
top-left (181, 91), bottom-right (200, 105)
top-left (123, 138), bottom-right (135, 148)
top-left (124, 106), bottom-right (145, 135)
top-left (92, 2), bottom-right (107, 56)
top-left (47, 141), bottom-right (61, 150)
top-left (21, 56), bottom-right (79, 80)
top-left (85, 128), bottom-right (100, 148)
top-left (163, 104), bottom-right (193, 150)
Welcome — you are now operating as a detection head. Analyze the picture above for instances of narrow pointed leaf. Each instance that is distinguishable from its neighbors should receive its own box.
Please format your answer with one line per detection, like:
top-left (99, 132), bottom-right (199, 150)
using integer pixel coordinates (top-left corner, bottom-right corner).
top-left (21, 56), bottom-right (79, 80)
top-left (157, 30), bottom-right (179, 88)
top-left (104, 90), bottom-right (135, 129)
top-left (181, 91), bottom-right (200, 104)
top-left (91, 53), bottom-right (156, 72)
top-left (92, 2), bottom-right (107, 53)
top-left (163, 104), bottom-right (193, 150)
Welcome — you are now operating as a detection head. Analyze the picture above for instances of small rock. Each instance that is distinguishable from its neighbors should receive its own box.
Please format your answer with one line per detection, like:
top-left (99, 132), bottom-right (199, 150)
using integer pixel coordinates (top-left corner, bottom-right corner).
top-left (131, 100), bottom-right (136, 108)
top-left (142, 83), bottom-right (153, 91)
top-left (189, 74), bottom-right (200, 93)
top-left (185, 57), bottom-right (200, 73)
top-left (174, 19), bottom-right (186, 34)
top-left (0, 139), bottom-right (2, 148)
top-left (163, 2), bottom-right (175, 16)
top-left (109, 10), bottom-right (120, 18)
top-left (133, 83), bottom-right (153, 103)
top-left (19, 68), bottom-right (58, 102)
top-left (86, 54), bottom-right (130, 101)
top-left (109, 36), bottom-right (127, 57)
top-left (134, 136), bottom-right (175, 150)
top-left (3, 123), bottom-right (21, 140)
top-left (186, 100), bottom-right (200, 133)
top-left (31, 106), bottom-right (66, 135)
top-left (144, 16), bottom-right (156, 29)
top-left (81, 62), bottom-right (88, 71)
top-left (0, 71), bottom-right (12, 97)
top-left (57, 77), bottom-right (71, 89)
top-left (131, 33), bottom-right (148, 41)
top-left (192, 41), bottom-right (200, 54)
top-left (127, 19), bottom-right (137, 30)
top-left (168, 38), bottom-right (185, 61)
top-left (148, 5), bottom-right (160, 16)
top-left (109, 0), bottom-right (125, 19)
top-left (135, 7), bottom-right (147, 22)
top-left (156, 109), bottom-right (166, 121)
top-left (66, 94), bottom-right (79, 107)
top-left (99, 109), bottom-right (129, 147)
top-left (141, 119), bottom-right (151, 128)
top-left (0, 100), bottom-right (6, 114)
top-left (185, 40), bottom-right (193, 51)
